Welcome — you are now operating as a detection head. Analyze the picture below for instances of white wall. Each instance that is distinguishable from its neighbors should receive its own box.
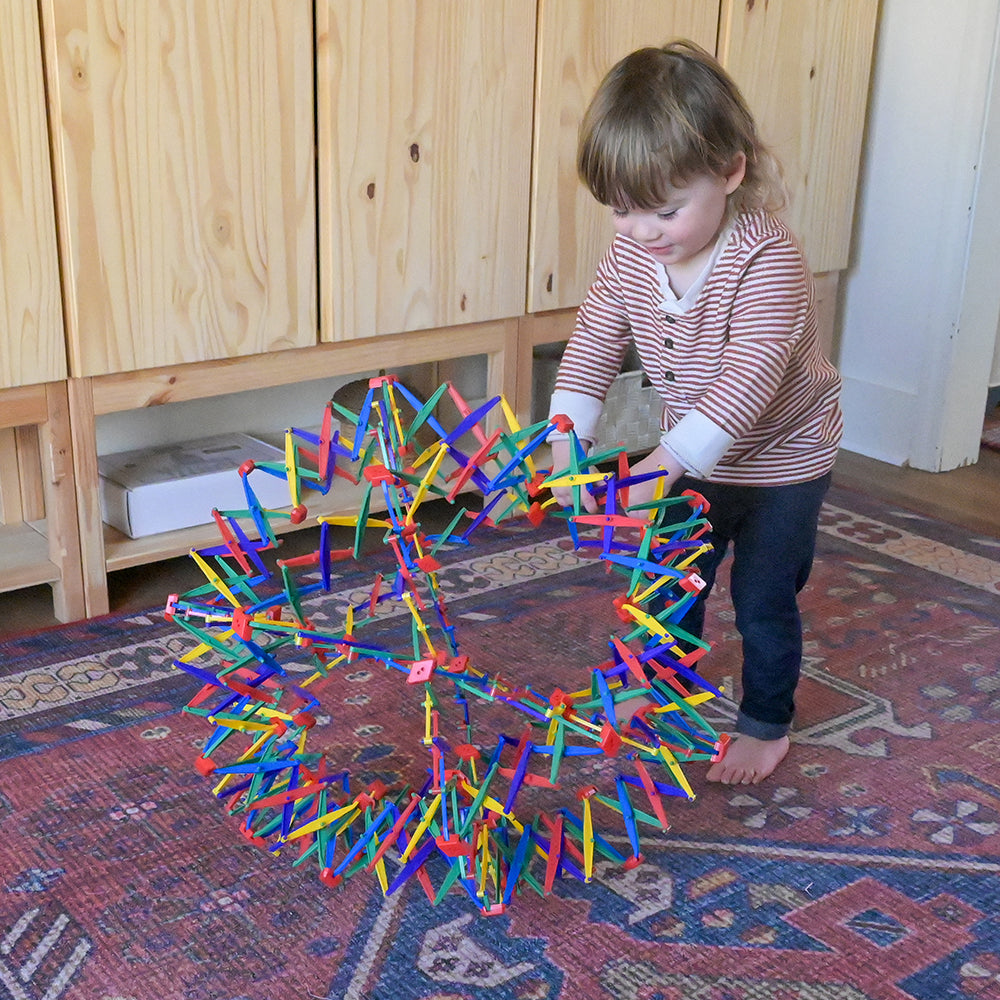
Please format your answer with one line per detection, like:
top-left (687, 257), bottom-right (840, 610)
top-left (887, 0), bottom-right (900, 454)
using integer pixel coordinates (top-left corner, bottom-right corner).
top-left (992, 313), bottom-right (1000, 386)
top-left (838, 0), bottom-right (1000, 469)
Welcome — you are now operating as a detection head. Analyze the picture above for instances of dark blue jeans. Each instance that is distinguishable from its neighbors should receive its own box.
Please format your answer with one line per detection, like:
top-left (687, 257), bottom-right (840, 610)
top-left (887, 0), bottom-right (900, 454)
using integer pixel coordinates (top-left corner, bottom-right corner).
top-left (654, 472), bottom-right (831, 740)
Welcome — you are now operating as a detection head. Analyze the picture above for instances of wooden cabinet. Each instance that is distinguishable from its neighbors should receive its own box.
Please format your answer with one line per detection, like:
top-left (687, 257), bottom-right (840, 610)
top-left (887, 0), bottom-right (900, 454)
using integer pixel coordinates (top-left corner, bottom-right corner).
top-left (68, 321), bottom-right (518, 618)
top-left (0, 0), bottom-right (66, 389)
top-left (0, 2), bottom-right (880, 623)
top-left (529, 0), bottom-right (879, 310)
top-left (318, 0), bottom-right (535, 342)
top-left (519, 0), bottom-right (879, 414)
top-left (41, 0), bottom-right (317, 376)
top-left (529, 0), bottom-right (720, 314)
top-left (719, 0), bottom-right (880, 273)
top-left (0, 2), bottom-right (83, 623)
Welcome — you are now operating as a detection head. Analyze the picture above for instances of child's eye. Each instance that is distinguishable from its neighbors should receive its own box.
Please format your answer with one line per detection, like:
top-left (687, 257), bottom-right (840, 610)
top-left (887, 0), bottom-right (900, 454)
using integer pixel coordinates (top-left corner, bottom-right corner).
top-left (657, 210), bottom-right (678, 220)
top-left (611, 208), bottom-right (629, 218)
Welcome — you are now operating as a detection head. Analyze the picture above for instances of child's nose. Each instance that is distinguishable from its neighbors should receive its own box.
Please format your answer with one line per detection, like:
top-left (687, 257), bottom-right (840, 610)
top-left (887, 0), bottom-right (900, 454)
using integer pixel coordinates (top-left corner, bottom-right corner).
top-left (631, 215), bottom-right (660, 241)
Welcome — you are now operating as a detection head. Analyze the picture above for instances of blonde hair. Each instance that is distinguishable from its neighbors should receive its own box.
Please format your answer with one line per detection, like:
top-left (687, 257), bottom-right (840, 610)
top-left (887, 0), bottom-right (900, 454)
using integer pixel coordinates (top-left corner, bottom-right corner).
top-left (577, 40), bottom-right (786, 217)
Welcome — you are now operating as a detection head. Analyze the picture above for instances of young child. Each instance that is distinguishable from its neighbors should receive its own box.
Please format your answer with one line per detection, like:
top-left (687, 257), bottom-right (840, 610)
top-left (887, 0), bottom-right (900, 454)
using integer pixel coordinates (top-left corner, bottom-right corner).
top-left (548, 40), bottom-right (843, 786)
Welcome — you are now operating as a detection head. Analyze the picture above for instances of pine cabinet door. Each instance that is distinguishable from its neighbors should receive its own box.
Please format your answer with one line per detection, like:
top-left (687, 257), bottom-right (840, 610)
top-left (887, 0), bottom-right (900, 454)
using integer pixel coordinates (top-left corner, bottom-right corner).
top-left (719, 0), bottom-right (879, 273)
top-left (528, 0), bottom-right (720, 313)
top-left (318, 0), bottom-right (536, 342)
top-left (42, 1), bottom-right (316, 376)
top-left (0, 0), bottom-right (66, 389)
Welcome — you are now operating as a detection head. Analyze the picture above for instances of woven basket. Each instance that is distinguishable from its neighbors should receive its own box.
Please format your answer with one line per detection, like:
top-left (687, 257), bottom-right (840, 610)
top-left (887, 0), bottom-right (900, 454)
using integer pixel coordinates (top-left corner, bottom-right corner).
top-left (532, 346), bottom-right (662, 455)
top-left (592, 370), bottom-right (662, 454)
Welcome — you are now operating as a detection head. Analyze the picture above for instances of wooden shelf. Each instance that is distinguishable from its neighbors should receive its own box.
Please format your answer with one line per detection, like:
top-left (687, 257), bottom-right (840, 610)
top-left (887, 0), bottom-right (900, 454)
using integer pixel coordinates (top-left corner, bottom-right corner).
top-left (0, 382), bottom-right (85, 622)
top-left (72, 321), bottom-right (520, 617)
top-left (0, 521), bottom-right (61, 592)
top-left (101, 402), bottom-right (516, 573)
top-left (102, 469), bottom-right (379, 573)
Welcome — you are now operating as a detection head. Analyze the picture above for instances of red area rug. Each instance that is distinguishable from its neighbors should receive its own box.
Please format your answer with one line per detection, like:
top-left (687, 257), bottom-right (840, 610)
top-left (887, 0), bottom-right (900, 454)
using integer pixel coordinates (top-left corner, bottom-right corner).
top-left (1, 485), bottom-right (1000, 1000)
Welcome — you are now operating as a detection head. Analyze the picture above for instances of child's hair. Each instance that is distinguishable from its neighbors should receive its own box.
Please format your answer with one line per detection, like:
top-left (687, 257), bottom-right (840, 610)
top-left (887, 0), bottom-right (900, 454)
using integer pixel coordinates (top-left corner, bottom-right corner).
top-left (577, 40), bottom-right (786, 218)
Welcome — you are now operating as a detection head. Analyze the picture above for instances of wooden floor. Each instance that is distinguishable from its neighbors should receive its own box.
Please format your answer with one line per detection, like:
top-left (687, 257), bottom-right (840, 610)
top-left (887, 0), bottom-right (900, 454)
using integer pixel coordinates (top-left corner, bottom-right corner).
top-left (2, 446), bottom-right (999, 639)
top-left (832, 445), bottom-right (1000, 536)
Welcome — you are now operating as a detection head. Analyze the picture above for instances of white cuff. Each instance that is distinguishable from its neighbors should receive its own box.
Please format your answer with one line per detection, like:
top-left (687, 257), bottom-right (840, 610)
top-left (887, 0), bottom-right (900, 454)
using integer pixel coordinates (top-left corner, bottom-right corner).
top-left (547, 388), bottom-right (604, 444)
top-left (661, 410), bottom-right (736, 479)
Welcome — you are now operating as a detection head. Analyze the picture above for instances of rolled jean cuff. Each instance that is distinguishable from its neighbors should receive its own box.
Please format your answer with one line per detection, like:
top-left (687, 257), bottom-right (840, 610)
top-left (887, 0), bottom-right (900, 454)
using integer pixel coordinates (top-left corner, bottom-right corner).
top-left (735, 710), bottom-right (790, 742)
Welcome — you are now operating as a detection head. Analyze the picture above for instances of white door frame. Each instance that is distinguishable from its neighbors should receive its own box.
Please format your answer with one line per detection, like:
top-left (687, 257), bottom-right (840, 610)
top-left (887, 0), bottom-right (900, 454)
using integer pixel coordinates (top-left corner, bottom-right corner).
top-left (912, 6), bottom-right (1000, 470)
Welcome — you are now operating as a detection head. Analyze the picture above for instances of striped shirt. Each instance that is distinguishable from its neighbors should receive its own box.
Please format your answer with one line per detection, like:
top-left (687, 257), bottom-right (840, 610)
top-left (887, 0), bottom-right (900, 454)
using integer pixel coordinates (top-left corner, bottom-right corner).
top-left (549, 210), bottom-right (843, 485)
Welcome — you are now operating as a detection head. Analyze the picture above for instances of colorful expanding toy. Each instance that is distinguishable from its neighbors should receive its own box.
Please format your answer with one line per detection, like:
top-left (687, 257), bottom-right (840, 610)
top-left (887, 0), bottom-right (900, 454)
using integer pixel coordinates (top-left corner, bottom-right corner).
top-left (166, 375), bottom-right (726, 914)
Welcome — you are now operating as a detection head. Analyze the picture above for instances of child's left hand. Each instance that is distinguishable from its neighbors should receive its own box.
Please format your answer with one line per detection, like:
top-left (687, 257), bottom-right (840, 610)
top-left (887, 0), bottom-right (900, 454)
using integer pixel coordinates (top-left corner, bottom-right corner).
top-left (623, 445), bottom-right (687, 508)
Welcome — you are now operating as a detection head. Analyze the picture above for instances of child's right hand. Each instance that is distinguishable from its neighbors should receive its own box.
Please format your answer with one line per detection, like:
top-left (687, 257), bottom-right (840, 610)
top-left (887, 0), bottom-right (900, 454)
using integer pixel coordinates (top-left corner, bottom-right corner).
top-left (548, 438), bottom-right (600, 512)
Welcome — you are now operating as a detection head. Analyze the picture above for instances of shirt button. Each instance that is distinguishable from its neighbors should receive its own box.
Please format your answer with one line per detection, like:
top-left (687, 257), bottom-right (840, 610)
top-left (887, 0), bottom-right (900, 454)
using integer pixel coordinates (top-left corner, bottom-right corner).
top-left (664, 314), bottom-right (677, 324)
top-left (663, 337), bottom-right (674, 349)
top-left (664, 371), bottom-right (676, 382)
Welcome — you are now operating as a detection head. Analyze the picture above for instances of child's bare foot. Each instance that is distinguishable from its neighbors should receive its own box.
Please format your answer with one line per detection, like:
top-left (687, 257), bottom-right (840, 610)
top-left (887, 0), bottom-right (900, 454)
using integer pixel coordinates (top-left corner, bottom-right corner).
top-left (705, 734), bottom-right (789, 785)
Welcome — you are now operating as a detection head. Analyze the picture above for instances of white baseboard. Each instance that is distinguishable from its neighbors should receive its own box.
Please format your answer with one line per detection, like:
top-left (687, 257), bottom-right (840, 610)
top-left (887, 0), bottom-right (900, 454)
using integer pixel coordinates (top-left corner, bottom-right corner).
top-left (839, 376), bottom-right (915, 467)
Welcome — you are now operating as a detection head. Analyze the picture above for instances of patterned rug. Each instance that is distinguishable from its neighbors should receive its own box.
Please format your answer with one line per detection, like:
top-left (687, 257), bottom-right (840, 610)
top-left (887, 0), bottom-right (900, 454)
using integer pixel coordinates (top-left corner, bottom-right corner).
top-left (1, 484), bottom-right (1000, 1000)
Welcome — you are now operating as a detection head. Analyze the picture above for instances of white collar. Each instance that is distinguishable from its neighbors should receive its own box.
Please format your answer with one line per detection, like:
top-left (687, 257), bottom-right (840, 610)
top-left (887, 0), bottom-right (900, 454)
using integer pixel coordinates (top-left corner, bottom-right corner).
top-left (657, 223), bottom-right (733, 314)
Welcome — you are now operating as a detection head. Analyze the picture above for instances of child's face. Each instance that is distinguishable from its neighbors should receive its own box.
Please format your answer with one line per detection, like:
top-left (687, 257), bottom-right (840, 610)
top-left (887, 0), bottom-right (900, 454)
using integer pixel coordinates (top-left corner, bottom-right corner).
top-left (610, 160), bottom-right (744, 276)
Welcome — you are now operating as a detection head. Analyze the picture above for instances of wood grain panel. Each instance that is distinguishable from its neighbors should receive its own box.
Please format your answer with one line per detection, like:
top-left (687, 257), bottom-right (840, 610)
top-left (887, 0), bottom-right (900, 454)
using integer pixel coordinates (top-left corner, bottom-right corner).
top-left (42, 1), bottom-right (316, 376)
top-left (16, 425), bottom-right (46, 523)
top-left (0, 429), bottom-right (23, 524)
top-left (719, 0), bottom-right (879, 273)
top-left (40, 379), bottom-right (85, 621)
top-left (0, 0), bottom-right (67, 388)
top-left (66, 375), bottom-right (107, 615)
top-left (318, 0), bottom-right (535, 341)
top-left (89, 321), bottom-right (518, 414)
top-left (528, 1), bottom-right (720, 312)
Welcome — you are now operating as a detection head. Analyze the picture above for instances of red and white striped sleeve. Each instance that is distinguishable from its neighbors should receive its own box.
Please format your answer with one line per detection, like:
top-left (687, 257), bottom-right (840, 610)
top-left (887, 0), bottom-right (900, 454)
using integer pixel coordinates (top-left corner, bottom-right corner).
top-left (547, 249), bottom-right (633, 443)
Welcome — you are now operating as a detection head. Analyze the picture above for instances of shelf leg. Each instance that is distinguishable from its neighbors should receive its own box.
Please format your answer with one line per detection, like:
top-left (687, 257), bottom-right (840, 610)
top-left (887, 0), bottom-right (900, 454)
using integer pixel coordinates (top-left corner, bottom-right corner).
top-left (67, 377), bottom-right (110, 617)
top-left (40, 382), bottom-right (86, 622)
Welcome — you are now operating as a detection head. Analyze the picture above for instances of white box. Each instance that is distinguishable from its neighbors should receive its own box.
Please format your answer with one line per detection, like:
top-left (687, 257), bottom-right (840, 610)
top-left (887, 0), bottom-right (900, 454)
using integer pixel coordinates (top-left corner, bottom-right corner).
top-left (99, 433), bottom-right (292, 538)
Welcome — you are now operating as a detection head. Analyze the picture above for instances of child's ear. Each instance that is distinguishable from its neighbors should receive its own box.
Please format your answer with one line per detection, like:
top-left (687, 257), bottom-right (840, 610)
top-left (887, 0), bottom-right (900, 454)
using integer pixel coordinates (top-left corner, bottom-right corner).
top-left (723, 153), bottom-right (747, 194)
